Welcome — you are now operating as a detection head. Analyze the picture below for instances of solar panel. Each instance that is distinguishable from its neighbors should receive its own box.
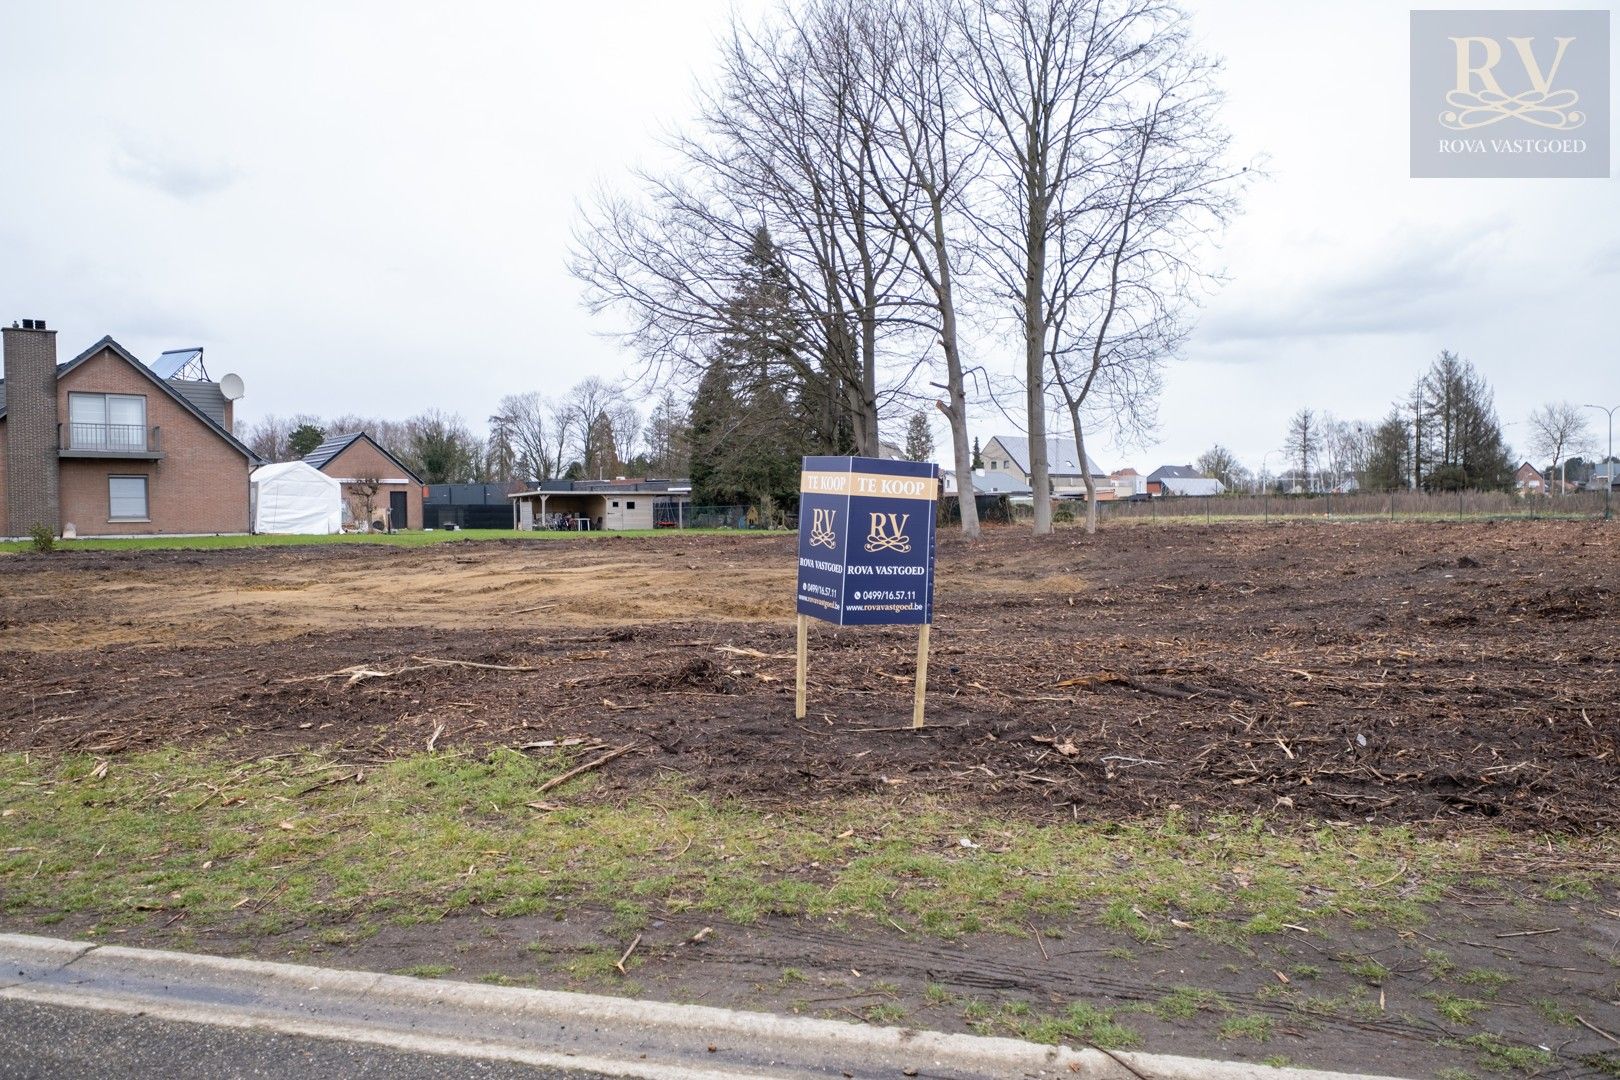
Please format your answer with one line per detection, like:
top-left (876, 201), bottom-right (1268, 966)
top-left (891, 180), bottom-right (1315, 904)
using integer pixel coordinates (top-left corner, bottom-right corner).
top-left (150, 348), bottom-right (203, 379)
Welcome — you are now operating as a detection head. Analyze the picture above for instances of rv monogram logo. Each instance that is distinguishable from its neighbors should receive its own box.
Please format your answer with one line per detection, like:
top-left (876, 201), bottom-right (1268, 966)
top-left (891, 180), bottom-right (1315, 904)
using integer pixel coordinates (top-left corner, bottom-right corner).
top-left (1442, 34), bottom-right (1585, 130)
top-left (809, 507), bottom-right (839, 549)
top-left (863, 512), bottom-right (911, 554)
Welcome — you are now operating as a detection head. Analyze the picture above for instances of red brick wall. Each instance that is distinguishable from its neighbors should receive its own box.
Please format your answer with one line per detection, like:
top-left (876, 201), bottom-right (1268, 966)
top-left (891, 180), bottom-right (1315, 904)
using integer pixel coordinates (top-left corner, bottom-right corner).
top-left (0, 417), bottom-right (10, 530)
top-left (2, 326), bottom-right (60, 536)
top-left (53, 349), bottom-right (251, 535)
top-left (321, 438), bottom-right (421, 529)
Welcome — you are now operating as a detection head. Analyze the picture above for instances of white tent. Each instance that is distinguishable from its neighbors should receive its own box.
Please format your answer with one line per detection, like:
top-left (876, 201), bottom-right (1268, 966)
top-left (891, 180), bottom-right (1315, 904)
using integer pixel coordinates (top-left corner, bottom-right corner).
top-left (251, 461), bottom-right (343, 535)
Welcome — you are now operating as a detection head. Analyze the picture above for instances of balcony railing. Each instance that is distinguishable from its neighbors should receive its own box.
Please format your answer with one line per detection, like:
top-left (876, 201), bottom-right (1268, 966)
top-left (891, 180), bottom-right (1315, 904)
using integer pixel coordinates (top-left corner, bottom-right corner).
top-left (60, 423), bottom-right (162, 456)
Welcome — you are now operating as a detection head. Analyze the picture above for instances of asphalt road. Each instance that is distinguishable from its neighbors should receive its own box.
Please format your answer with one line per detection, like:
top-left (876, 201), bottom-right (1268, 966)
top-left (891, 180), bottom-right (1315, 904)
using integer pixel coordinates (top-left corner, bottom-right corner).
top-left (0, 999), bottom-right (618, 1080)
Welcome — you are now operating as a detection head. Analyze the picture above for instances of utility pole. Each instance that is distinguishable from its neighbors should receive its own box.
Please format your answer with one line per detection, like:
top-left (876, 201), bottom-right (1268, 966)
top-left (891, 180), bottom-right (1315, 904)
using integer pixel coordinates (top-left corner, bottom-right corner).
top-left (1585, 404), bottom-right (1618, 522)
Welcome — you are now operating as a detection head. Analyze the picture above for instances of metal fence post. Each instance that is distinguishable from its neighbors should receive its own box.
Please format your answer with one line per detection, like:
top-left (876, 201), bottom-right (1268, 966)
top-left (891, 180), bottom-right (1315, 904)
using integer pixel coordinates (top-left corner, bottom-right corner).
top-left (1204, 496), bottom-right (1210, 525)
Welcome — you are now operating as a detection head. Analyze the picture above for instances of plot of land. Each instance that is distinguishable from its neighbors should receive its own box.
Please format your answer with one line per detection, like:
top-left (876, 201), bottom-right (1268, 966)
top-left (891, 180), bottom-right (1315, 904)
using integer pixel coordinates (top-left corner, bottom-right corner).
top-left (3, 523), bottom-right (1617, 829)
top-left (2, 522), bottom-right (1618, 1077)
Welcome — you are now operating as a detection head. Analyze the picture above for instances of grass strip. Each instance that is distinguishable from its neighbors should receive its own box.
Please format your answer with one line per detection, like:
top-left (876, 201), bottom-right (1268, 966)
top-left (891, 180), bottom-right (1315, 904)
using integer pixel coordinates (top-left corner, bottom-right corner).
top-left (1, 748), bottom-right (1611, 944)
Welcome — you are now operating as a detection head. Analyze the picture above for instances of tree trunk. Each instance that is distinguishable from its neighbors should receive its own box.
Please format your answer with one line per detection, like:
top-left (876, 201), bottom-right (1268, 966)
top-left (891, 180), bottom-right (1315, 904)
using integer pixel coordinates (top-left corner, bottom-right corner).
top-left (1070, 406), bottom-right (1098, 535)
top-left (860, 308), bottom-right (880, 456)
top-left (939, 301), bottom-right (979, 539)
top-left (1025, 198), bottom-right (1051, 535)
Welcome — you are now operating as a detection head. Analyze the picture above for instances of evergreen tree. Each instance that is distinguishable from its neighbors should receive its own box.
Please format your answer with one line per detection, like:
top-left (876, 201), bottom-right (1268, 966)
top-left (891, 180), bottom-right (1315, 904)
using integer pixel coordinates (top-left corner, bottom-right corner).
top-left (904, 410), bottom-right (935, 462)
top-left (687, 228), bottom-right (819, 510)
top-left (288, 423), bottom-right (326, 459)
top-left (1363, 411), bottom-right (1412, 492)
top-left (688, 361), bottom-right (745, 505)
top-left (971, 436), bottom-right (983, 470)
top-left (1414, 351), bottom-right (1513, 490)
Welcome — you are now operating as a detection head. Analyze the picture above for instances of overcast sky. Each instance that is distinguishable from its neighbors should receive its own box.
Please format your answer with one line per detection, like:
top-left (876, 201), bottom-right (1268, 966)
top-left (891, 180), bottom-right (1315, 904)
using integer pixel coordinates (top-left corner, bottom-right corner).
top-left (2, 1), bottom-right (1615, 474)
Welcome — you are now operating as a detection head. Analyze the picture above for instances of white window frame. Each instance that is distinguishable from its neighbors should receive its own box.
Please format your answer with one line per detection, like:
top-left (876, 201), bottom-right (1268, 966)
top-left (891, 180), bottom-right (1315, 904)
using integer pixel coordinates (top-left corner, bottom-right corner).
top-left (69, 392), bottom-right (148, 451)
top-left (108, 475), bottom-right (150, 521)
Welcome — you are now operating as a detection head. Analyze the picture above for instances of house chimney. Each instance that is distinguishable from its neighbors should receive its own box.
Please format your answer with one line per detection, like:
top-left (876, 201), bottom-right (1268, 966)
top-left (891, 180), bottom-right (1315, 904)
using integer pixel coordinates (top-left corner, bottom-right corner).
top-left (3, 320), bottom-right (60, 537)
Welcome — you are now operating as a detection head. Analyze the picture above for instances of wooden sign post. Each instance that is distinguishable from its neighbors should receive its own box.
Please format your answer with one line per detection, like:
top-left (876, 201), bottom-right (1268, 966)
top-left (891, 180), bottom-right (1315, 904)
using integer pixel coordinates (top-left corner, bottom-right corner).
top-left (793, 456), bottom-right (939, 727)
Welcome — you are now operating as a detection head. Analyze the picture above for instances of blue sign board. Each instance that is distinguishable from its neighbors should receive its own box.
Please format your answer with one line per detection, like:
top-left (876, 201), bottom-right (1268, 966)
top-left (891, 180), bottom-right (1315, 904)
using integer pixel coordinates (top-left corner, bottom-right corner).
top-left (795, 456), bottom-right (939, 626)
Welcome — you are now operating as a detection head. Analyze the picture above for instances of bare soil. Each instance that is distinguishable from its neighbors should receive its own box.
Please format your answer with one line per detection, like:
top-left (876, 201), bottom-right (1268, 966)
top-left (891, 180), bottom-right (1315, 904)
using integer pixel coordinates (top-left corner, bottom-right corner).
top-left (4, 522), bottom-right (1619, 1077)
top-left (3, 522), bottom-right (1617, 831)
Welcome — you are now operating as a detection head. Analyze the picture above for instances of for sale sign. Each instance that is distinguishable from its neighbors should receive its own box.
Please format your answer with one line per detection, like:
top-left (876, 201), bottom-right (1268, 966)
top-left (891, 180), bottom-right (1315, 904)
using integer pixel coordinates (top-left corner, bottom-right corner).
top-left (795, 456), bottom-right (938, 626)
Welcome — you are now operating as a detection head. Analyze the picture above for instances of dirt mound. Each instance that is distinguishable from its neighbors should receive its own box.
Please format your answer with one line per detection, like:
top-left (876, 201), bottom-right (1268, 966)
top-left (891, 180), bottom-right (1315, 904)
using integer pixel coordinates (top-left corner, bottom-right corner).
top-left (1529, 583), bottom-right (1612, 621)
top-left (638, 657), bottom-right (737, 694)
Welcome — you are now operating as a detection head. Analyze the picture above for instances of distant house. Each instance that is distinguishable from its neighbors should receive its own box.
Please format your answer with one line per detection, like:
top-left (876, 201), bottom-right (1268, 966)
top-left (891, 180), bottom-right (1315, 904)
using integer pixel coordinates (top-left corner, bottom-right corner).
top-left (981, 436), bottom-right (1107, 496)
top-left (1513, 462), bottom-right (1545, 494)
top-left (509, 478), bottom-right (692, 531)
top-left (943, 469), bottom-right (1032, 496)
top-left (1108, 468), bottom-right (1145, 500)
top-left (1145, 464), bottom-right (1222, 497)
top-left (304, 432), bottom-right (423, 530)
top-left (1157, 476), bottom-right (1226, 497)
top-left (1, 321), bottom-right (258, 538)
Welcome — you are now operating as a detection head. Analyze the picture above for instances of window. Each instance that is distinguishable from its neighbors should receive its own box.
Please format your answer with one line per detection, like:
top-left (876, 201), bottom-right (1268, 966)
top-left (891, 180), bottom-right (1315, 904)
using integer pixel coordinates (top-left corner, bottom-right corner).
top-left (69, 393), bottom-right (147, 451)
top-left (108, 476), bottom-right (149, 520)
top-left (626, 500), bottom-right (636, 509)
top-left (611, 500), bottom-right (620, 508)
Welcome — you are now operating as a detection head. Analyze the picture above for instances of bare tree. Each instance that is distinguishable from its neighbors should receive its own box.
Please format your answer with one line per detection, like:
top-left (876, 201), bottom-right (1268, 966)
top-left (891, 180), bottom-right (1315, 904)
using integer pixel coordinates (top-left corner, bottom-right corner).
top-left (1526, 401), bottom-right (1592, 492)
top-left (645, 390), bottom-right (691, 476)
top-left (557, 377), bottom-right (621, 478)
top-left (1320, 415), bottom-right (1370, 490)
top-left (570, 0), bottom-right (924, 460)
top-left (1284, 408), bottom-right (1320, 491)
top-left (347, 470), bottom-right (384, 531)
top-left (1194, 444), bottom-right (1243, 490)
top-left (240, 414), bottom-right (291, 463)
top-left (853, 0), bottom-right (982, 536)
top-left (494, 391), bottom-right (556, 481)
top-left (239, 412), bottom-right (323, 462)
top-left (606, 401), bottom-right (643, 470)
top-left (959, 0), bottom-right (1243, 535)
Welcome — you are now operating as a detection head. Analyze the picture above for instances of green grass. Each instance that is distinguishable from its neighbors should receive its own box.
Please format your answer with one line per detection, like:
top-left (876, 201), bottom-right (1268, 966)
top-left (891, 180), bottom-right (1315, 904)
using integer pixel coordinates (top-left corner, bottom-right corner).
top-left (1457, 968), bottom-right (1513, 996)
top-left (1004, 1002), bottom-right (1139, 1049)
top-left (396, 963), bottom-right (453, 978)
top-left (1217, 1014), bottom-right (1274, 1042)
top-left (1345, 958), bottom-right (1391, 985)
top-left (1451, 1034), bottom-right (1556, 1074)
top-left (1532, 997), bottom-right (1578, 1027)
top-left (1425, 991), bottom-right (1491, 1026)
top-left (1582, 1052), bottom-right (1620, 1078)
top-left (0, 748), bottom-right (1612, 955)
top-left (1154, 986), bottom-right (1231, 1020)
top-left (0, 527), bottom-right (763, 554)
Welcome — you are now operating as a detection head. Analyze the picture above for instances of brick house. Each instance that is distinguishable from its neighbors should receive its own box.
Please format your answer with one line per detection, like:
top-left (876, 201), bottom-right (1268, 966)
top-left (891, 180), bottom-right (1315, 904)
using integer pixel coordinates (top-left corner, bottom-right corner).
top-left (1513, 462), bottom-right (1545, 494)
top-left (303, 432), bottom-right (422, 530)
top-left (1, 321), bottom-right (258, 538)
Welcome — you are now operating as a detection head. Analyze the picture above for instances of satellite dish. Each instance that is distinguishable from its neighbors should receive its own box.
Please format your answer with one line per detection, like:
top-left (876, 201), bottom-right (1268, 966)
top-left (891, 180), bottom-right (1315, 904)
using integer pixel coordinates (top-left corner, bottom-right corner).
top-left (219, 373), bottom-right (245, 401)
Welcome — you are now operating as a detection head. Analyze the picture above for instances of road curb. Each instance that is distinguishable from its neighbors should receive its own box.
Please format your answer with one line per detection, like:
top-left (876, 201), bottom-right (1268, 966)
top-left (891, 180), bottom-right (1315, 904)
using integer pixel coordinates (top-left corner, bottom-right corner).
top-left (0, 933), bottom-right (1409, 1079)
